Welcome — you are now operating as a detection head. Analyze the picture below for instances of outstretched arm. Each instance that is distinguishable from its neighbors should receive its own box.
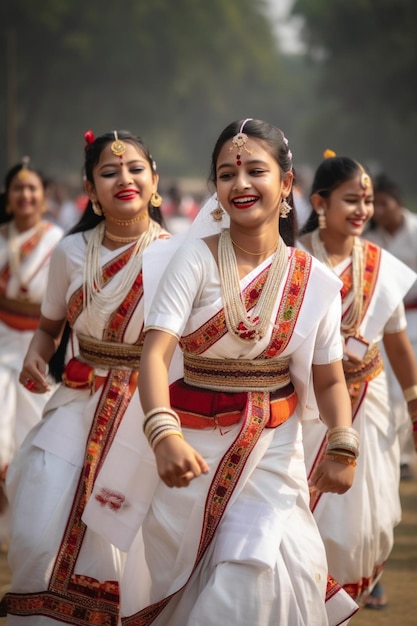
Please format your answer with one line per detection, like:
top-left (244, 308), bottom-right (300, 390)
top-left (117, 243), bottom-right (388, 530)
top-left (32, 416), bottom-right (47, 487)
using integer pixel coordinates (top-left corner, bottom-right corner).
top-left (309, 359), bottom-right (356, 494)
top-left (139, 329), bottom-right (209, 488)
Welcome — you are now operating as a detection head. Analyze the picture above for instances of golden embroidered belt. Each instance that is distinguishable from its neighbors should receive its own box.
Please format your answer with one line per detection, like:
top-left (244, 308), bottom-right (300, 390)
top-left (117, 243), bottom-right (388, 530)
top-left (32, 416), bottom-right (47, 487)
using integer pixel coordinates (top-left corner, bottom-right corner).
top-left (170, 378), bottom-right (298, 430)
top-left (77, 333), bottom-right (142, 370)
top-left (0, 295), bottom-right (41, 330)
top-left (344, 343), bottom-right (383, 385)
top-left (183, 352), bottom-right (291, 392)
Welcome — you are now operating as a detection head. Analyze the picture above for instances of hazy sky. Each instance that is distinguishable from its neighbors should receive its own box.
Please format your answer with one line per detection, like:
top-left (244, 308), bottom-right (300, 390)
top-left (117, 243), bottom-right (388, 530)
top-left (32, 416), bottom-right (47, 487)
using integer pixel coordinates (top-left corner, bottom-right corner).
top-left (263, 0), bottom-right (305, 54)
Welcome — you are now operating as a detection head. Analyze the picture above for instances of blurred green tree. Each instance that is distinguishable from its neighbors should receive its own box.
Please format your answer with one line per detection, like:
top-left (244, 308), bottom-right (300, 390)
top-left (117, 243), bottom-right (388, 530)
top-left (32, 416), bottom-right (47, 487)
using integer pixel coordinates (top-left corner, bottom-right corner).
top-left (0, 0), bottom-right (298, 183)
top-left (292, 0), bottom-right (417, 201)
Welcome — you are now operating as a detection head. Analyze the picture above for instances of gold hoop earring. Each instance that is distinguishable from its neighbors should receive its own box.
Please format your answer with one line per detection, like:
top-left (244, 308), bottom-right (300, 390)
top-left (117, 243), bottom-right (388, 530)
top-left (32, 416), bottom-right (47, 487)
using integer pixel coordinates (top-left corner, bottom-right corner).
top-left (318, 208), bottom-right (327, 229)
top-left (151, 191), bottom-right (163, 208)
top-left (92, 201), bottom-right (103, 216)
top-left (279, 199), bottom-right (292, 219)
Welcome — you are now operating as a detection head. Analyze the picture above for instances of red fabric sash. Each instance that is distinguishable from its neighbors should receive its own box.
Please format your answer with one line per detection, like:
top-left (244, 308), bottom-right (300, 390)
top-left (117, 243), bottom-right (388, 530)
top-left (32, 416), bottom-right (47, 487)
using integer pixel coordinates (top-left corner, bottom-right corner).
top-left (170, 378), bottom-right (298, 430)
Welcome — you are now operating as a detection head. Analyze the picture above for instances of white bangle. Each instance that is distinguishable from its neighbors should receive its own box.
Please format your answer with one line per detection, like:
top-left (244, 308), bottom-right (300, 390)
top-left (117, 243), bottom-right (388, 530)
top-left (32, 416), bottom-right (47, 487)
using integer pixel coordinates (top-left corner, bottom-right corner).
top-left (404, 385), bottom-right (417, 403)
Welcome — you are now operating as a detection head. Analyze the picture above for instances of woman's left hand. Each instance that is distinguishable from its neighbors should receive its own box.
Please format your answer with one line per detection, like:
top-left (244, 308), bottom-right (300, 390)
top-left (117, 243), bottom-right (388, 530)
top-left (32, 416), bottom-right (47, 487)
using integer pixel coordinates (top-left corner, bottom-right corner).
top-left (309, 457), bottom-right (355, 494)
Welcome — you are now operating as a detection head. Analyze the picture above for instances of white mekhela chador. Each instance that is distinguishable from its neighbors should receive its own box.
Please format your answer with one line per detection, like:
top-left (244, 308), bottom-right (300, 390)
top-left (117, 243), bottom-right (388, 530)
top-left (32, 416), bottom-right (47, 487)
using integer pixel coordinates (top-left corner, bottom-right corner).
top-left (0, 220), bottom-right (63, 544)
top-left (83, 207), bottom-right (358, 626)
top-left (300, 235), bottom-right (417, 602)
top-left (4, 222), bottom-right (166, 626)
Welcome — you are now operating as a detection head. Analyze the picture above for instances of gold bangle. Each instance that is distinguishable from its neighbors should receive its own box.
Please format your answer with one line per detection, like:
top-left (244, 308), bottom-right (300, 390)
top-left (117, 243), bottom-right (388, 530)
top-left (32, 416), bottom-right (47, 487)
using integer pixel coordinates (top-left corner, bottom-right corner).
top-left (325, 453), bottom-right (357, 467)
top-left (404, 385), bottom-right (417, 403)
top-left (151, 429), bottom-right (184, 451)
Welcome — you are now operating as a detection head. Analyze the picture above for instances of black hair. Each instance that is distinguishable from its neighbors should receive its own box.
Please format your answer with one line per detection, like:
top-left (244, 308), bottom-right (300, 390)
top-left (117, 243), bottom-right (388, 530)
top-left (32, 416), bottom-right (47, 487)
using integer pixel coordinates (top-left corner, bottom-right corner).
top-left (48, 130), bottom-right (162, 382)
top-left (209, 119), bottom-right (298, 246)
top-left (0, 162), bottom-right (47, 225)
top-left (300, 156), bottom-right (365, 235)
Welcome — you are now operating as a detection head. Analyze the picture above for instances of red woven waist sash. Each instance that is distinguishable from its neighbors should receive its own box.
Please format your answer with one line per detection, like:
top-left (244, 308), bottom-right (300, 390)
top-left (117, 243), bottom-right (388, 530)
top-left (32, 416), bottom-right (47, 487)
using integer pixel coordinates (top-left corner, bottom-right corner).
top-left (170, 378), bottom-right (298, 430)
top-left (0, 296), bottom-right (41, 330)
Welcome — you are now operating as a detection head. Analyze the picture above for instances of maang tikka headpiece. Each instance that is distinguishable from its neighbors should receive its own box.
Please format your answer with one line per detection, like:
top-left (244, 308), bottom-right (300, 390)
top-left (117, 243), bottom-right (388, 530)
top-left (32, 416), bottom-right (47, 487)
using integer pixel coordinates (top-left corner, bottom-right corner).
top-left (230, 118), bottom-right (253, 165)
top-left (111, 130), bottom-right (126, 161)
top-left (17, 155), bottom-right (31, 181)
top-left (357, 163), bottom-right (371, 190)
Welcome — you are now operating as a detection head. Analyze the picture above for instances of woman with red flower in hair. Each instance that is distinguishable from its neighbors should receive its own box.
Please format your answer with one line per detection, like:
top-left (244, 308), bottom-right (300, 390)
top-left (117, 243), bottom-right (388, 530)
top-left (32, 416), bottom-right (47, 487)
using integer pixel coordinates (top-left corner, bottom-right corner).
top-left (2, 130), bottom-right (169, 625)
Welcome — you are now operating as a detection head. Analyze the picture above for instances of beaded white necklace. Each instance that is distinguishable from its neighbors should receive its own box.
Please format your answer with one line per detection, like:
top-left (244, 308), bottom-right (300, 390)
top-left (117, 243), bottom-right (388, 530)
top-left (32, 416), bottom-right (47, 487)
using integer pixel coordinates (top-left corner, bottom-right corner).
top-left (83, 219), bottom-right (160, 317)
top-left (311, 229), bottom-right (364, 336)
top-left (218, 229), bottom-right (288, 342)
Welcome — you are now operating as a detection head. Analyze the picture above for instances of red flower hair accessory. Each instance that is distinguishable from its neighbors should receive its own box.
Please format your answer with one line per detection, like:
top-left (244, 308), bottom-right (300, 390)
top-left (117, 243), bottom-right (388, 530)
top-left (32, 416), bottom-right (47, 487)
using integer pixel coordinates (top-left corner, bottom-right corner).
top-left (84, 130), bottom-right (96, 149)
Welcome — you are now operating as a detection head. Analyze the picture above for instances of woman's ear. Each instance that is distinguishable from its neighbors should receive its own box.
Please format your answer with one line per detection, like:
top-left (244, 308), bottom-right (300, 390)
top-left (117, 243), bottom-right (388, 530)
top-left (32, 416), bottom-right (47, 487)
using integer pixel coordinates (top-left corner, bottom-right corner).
top-left (310, 193), bottom-right (325, 214)
top-left (282, 170), bottom-right (294, 197)
top-left (152, 172), bottom-right (160, 194)
top-left (84, 179), bottom-right (97, 203)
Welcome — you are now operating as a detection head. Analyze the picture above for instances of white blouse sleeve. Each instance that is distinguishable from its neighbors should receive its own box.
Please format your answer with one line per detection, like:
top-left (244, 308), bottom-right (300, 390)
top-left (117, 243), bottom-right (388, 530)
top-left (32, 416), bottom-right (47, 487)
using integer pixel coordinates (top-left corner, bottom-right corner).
top-left (383, 301), bottom-right (407, 334)
top-left (145, 239), bottom-right (215, 337)
top-left (312, 292), bottom-right (344, 365)
top-left (41, 240), bottom-right (71, 320)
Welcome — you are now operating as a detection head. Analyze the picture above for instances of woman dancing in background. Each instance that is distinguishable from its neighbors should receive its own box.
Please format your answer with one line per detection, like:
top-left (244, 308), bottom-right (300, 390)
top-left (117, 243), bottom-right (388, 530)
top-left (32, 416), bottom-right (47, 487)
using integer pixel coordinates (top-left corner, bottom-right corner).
top-left (298, 152), bottom-right (417, 609)
top-left (0, 159), bottom-right (63, 549)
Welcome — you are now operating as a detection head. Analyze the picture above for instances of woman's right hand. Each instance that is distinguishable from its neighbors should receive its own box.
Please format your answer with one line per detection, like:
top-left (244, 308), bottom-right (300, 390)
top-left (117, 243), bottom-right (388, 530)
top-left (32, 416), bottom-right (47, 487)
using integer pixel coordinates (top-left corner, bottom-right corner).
top-left (309, 457), bottom-right (355, 495)
top-left (153, 435), bottom-right (210, 488)
top-left (19, 354), bottom-right (50, 394)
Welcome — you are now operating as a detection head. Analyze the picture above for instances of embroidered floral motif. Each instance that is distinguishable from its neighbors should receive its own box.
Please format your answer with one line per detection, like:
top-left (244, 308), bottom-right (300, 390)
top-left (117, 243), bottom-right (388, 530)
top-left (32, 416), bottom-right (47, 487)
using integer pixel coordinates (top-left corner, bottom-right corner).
top-left (95, 487), bottom-right (126, 511)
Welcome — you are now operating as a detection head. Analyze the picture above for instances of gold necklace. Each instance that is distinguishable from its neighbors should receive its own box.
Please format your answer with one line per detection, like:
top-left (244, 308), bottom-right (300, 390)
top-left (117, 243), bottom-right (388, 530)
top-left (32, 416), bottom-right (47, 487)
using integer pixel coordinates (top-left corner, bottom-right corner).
top-left (105, 212), bottom-right (147, 226)
top-left (104, 230), bottom-right (141, 243)
top-left (230, 237), bottom-right (278, 257)
top-left (218, 229), bottom-right (288, 342)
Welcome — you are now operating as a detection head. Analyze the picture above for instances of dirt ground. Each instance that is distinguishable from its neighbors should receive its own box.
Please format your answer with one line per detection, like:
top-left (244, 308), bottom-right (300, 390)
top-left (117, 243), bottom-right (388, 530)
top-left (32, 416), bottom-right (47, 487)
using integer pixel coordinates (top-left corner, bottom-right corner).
top-left (0, 467), bottom-right (416, 625)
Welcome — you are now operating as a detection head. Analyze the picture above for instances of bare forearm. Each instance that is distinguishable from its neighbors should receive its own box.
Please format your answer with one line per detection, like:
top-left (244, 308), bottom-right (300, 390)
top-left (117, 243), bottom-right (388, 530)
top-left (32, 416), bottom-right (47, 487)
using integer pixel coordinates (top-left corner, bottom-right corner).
top-left (24, 328), bottom-right (61, 365)
top-left (138, 329), bottom-right (178, 413)
top-left (313, 361), bottom-right (352, 429)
